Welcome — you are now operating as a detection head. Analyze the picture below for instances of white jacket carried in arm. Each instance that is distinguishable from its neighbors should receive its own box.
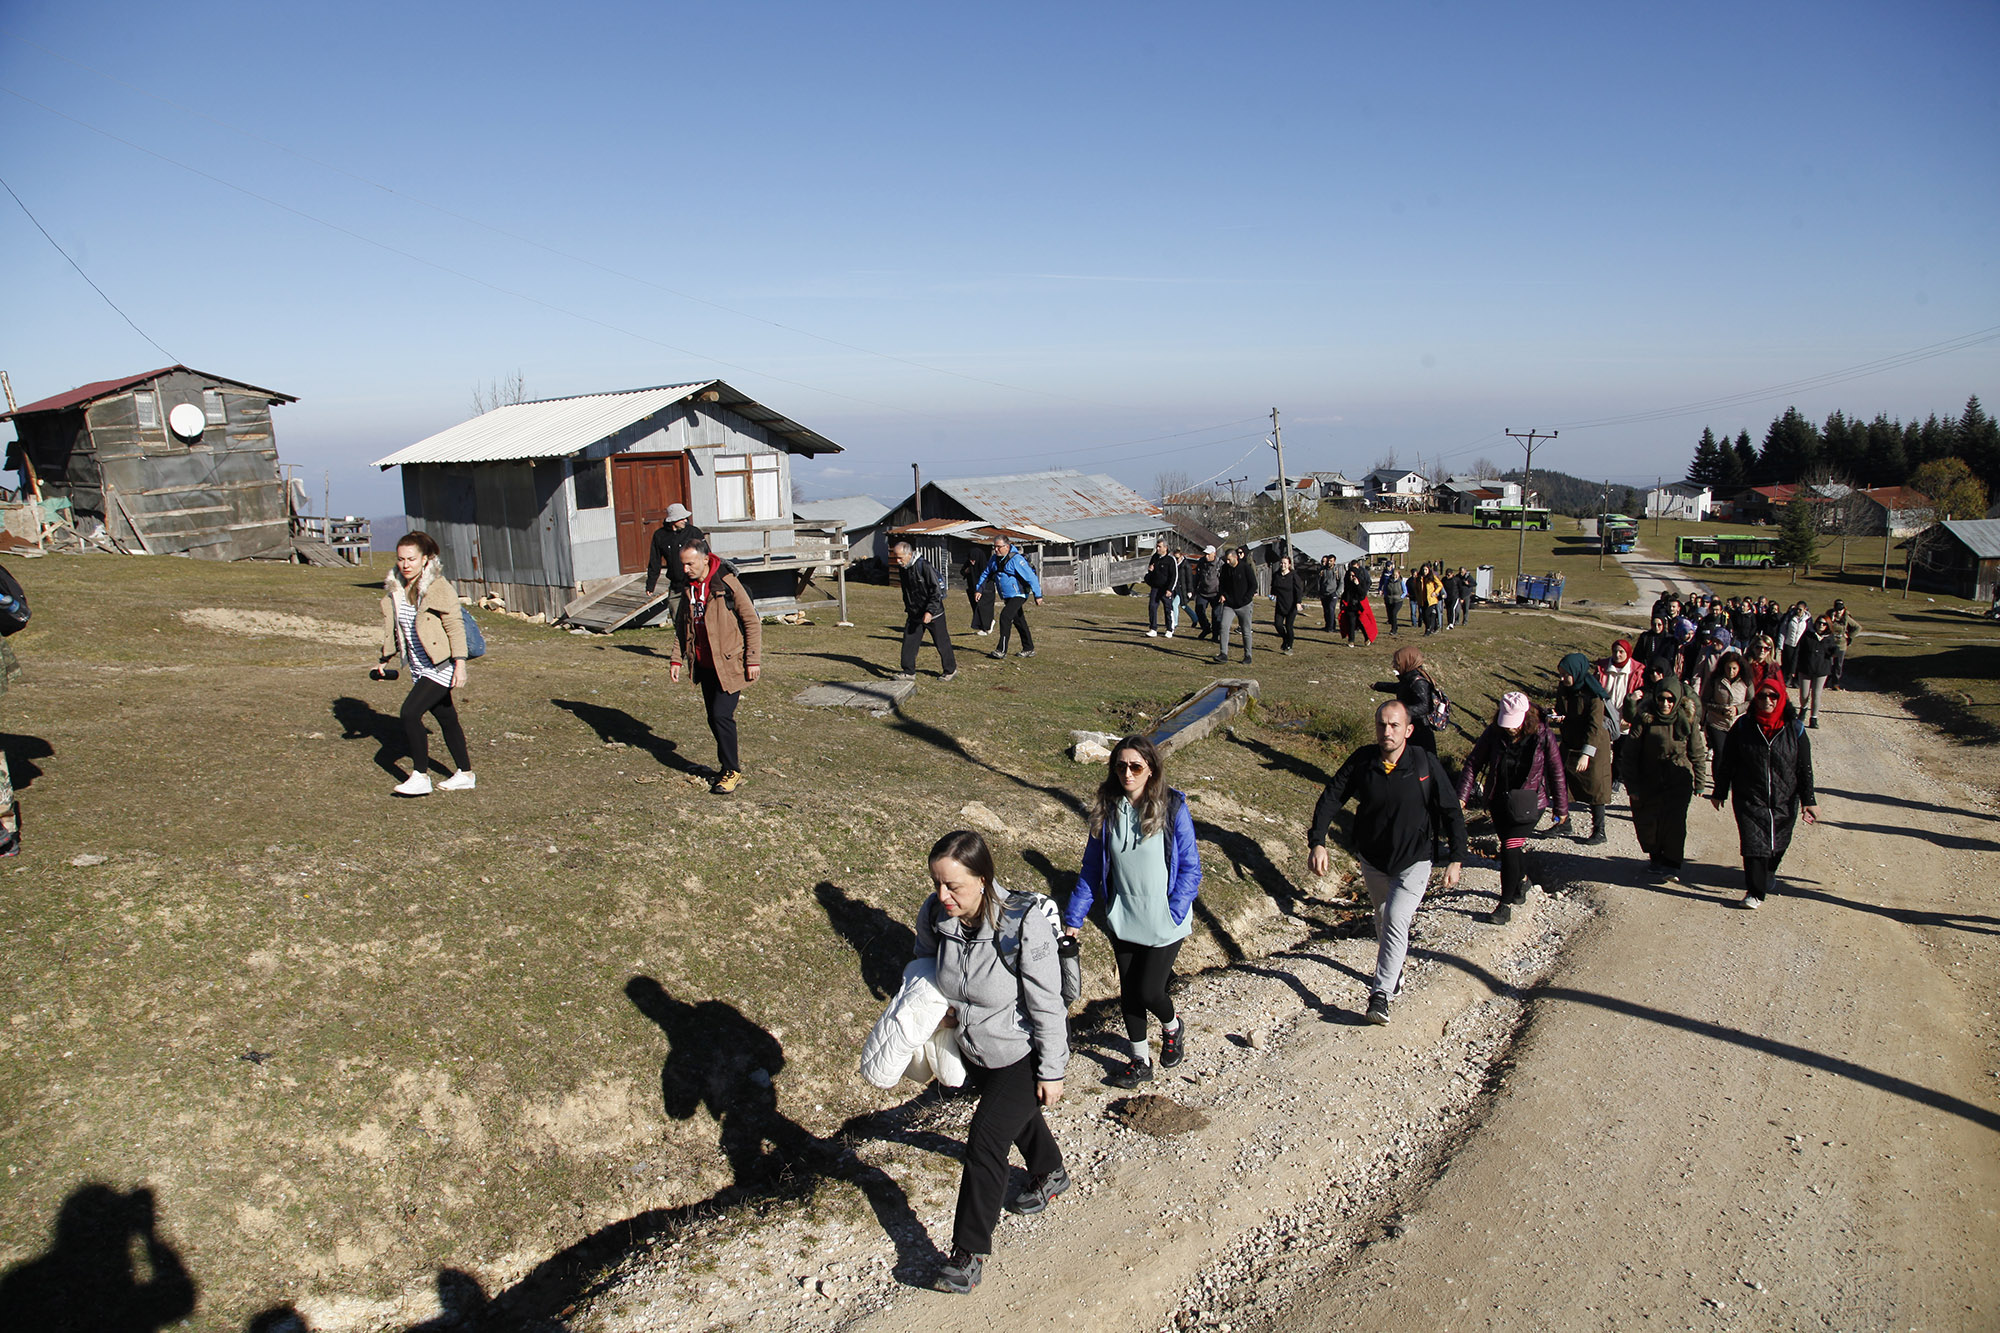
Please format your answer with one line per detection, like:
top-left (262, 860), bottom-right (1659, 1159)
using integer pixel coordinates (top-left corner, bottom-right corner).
top-left (860, 958), bottom-right (967, 1089)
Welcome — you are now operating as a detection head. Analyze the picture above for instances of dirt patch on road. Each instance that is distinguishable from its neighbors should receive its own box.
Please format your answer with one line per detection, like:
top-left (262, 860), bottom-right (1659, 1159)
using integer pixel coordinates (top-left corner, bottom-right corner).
top-left (180, 606), bottom-right (379, 646)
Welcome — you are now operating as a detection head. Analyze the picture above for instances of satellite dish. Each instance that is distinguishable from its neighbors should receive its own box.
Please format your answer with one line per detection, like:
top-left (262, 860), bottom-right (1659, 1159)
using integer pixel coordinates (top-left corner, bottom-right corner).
top-left (168, 402), bottom-right (206, 440)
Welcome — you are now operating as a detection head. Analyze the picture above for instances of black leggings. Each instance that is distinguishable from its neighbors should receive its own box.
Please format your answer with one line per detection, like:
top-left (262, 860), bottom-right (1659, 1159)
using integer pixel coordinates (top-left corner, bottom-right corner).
top-left (954, 1055), bottom-right (1062, 1256)
top-left (402, 677), bottom-right (470, 775)
top-left (1109, 933), bottom-right (1182, 1041)
top-left (995, 597), bottom-right (1035, 653)
top-left (1743, 849), bottom-right (1787, 898)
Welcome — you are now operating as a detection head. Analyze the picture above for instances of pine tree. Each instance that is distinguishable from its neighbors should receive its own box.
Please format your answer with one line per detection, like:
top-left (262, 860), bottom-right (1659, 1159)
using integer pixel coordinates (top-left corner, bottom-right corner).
top-left (1688, 428), bottom-right (1723, 484)
top-left (1759, 406), bottom-right (1822, 483)
top-left (1865, 413), bottom-right (1907, 486)
top-left (1958, 395), bottom-right (2000, 496)
top-left (1775, 495), bottom-right (1820, 582)
top-left (1733, 431), bottom-right (1757, 485)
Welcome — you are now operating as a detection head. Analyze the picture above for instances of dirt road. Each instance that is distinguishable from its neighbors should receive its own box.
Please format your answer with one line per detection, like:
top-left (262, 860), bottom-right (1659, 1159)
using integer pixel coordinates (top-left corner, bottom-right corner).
top-left (1260, 682), bottom-right (1999, 1331)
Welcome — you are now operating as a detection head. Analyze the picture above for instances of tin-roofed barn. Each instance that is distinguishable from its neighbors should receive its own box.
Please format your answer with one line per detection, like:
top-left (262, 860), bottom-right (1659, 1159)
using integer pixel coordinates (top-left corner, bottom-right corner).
top-left (3, 365), bottom-right (296, 559)
top-left (881, 470), bottom-right (1166, 595)
top-left (375, 380), bottom-right (843, 620)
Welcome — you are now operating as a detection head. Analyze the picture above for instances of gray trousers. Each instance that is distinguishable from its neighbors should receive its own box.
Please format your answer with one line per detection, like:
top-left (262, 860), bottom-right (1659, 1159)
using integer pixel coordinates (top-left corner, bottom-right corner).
top-left (1357, 857), bottom-right (1431, 999)
top-left (1217, 603), bottom-right (1254, 659)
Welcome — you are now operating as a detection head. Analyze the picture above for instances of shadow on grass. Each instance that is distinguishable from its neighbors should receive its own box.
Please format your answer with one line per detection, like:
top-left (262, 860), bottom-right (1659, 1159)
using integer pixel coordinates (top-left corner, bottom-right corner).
top-left (815, 881), bottom-right (916, 1000)
top-left (0, 1184), bottom-right (197, 1333)
top-left (551, 698), bottom-right (705, 775)
top-left (0, 732), bottom-right (52, 791)
top-left (330, 696), bottom-right (405, 778)
top-left (888, 704), bottom-right (1086, 817)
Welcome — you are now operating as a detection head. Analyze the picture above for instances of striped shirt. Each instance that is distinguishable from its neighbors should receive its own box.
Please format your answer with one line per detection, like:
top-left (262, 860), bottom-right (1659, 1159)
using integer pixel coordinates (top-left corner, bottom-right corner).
top-left (396, 599), bottom-right (454, 687)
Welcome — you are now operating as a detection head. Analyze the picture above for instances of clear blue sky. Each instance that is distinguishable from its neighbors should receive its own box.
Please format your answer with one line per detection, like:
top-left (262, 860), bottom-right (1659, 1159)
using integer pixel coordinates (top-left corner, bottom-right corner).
top-left (3, 1), bottom-right (1996, 515)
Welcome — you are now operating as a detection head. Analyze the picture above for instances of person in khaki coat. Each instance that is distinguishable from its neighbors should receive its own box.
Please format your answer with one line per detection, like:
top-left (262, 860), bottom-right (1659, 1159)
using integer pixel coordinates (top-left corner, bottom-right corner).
top-left (1621, 680), bottom-right (1708, 875)
top-left (377, 530), bottom-right (474, 796)
top-left (669, 539), bottom-right (762, 794)
top-left (1553, 651), bottom-right (1614, 845)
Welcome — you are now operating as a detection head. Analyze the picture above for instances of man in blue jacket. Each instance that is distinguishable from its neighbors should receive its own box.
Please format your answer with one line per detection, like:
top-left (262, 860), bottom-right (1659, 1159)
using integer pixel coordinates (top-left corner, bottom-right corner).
top-left (974, 536), bottom-right (1044, 659)
top-left (888, 542), bottom-right (956, 681)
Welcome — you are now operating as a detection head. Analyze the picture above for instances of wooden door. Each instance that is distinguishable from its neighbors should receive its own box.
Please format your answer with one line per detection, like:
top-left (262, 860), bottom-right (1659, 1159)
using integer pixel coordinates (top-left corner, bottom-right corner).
top-left (612, 454), bottom-right (693, 574)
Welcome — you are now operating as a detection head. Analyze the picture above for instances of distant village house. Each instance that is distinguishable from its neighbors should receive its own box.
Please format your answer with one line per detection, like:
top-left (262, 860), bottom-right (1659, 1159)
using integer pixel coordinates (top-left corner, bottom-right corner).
top-left (882, 469), bottom-right (1164, 596)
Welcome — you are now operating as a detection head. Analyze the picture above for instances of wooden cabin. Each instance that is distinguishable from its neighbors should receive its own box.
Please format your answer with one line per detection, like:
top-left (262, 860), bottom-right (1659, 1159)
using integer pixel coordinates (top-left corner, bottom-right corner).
top-left (375, 380), bottom-right (844, 619)
top-left (880, 470), bottom-right (1165, 596)
top-left (3, 365), bottom-right (295, 559)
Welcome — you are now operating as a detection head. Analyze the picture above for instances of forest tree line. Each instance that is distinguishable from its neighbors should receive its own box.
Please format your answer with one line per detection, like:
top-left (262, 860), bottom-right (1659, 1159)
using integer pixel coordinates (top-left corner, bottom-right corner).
top-left (1684, 396), bottom-right (1998, 496)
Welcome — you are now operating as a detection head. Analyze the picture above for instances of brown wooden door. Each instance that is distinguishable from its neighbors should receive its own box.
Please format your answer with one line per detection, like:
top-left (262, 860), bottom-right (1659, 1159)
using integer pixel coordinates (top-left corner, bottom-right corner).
top-left (612, 454), bottom-right (693, 574)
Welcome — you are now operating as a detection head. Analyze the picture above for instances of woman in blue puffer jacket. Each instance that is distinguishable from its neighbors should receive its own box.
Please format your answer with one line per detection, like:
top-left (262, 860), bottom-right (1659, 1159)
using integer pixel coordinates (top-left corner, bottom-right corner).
top-left (1063, 734), bottom-right (1202, 1089)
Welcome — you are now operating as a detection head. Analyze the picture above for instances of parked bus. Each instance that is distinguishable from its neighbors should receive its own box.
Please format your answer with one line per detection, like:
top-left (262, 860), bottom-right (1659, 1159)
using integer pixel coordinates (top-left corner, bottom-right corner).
top-left (1674, 534), bottom-right (1782, 568)
top-left (1599, 514), bottom-right (1638, 554)
top-left (1473, 504), bottom-right (1551, 531)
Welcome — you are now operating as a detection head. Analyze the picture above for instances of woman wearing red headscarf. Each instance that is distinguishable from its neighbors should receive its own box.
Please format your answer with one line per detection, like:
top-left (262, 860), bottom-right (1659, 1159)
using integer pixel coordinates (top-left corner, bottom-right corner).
top-left (1709, 676), bottom-right (1817, 910)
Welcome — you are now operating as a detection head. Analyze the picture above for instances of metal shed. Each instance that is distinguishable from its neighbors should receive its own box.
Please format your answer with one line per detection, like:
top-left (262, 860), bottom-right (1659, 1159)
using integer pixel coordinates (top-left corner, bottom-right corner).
top-left (375, 380), bottom-right (843, 619)
top-left (879, 469), bottom-right (1166, 595)
top-left (3, 365), bottom-right (295, 559)
top-left (1353, 519), bottom-right (1415, 557)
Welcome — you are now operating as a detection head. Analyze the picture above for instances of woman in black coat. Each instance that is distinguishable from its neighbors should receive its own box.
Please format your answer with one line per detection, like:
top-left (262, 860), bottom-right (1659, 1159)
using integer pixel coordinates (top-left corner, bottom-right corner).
top-left (1392, 644), bottom-right (1440, 753)
top-left (1270, 555), bottom-right (1308, 655)
top-left (1709, 676), bottom-right (1817, 910)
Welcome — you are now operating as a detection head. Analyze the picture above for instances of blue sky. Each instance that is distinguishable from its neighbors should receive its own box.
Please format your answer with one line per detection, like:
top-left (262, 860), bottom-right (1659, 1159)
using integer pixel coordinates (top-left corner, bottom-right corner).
top-left (3, 1), bottom-right (1996, 515)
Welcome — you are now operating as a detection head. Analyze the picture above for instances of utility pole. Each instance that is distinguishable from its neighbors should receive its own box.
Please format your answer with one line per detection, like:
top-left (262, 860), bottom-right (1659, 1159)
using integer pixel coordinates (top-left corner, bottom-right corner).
top-left (1270, 407), bottom-right (1293, 555)
top-left (1505, 427), bottom-right (1557, 593)
top-left (1655, 476), bottom-right (1663, 537)
top-left (1597, 478), bottom-right (1609, 572)
top-left (912, 464), bottom-right (922, 520)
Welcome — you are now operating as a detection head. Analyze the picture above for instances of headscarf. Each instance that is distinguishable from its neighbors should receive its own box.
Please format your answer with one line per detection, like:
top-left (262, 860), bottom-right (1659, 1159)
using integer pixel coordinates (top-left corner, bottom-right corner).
top-left (1559, 652), bottom-right (1609, 699)
top-left (1611, 638), bottom-right (1635, 664)
top-left (1753, 676), bottom-right (1789, 737)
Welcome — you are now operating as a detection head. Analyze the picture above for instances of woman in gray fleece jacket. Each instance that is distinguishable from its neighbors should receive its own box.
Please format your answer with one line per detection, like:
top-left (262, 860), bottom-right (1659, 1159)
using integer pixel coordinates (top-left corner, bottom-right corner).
top-left (914, 829), bottom-right (1070, 1295)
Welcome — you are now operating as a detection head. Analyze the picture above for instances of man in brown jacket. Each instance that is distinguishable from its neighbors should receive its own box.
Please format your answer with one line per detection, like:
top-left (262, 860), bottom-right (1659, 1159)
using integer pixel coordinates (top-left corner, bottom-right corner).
top-left (669, 540), bottom-right (762, 794)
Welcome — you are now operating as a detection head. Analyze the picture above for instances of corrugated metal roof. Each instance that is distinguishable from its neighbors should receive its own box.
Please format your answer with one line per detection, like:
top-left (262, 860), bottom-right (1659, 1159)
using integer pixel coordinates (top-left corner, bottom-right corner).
top-left (1055, 512), bottom-right (1166, 543)
top-left (1250, 528), bottom-right (1366, 564)
top-left (1940, 518), bottom-right (2000, 559)
top-left (4, 364), bottom-right (296, 418)
top-left (929, 469), bottom-right (1160, 543)
top-left (794, 495), bottom-right (888, 530)
top-left (1355, 520), bottom-right (1414, 534)
top-left (373, 379), bottom-right (841, 468)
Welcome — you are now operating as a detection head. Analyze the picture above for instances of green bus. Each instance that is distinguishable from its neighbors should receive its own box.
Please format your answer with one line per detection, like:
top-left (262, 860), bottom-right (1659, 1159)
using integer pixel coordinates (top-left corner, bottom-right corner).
top-left (1599, 515), bottom-right (1638, 554)
top-left (1474, 504), bottom-right (1551, 531)
top-left (1674, 534), bottom-right (1782, 568)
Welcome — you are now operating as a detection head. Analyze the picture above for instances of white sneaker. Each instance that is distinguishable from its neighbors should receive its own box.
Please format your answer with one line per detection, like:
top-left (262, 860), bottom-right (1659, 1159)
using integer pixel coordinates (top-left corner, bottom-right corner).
top-left (394, 772), bottom-right (434, 797)
top-left (1147, 630), bottom-right (1159, 637)
top-left (438, 770), bottom-right (476, 791)
top-left (1164, 630), bottom-right (1175, 638)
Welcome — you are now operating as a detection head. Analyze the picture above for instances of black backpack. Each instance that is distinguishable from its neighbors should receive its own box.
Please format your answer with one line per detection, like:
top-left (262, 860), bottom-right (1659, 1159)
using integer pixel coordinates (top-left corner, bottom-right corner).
top-left (0, 562), bottom-right (27, 636)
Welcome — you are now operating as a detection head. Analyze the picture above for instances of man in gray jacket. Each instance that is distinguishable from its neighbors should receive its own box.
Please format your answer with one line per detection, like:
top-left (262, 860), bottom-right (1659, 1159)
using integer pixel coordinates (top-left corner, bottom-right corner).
top-left (889, 542), bottom-right (956, 681)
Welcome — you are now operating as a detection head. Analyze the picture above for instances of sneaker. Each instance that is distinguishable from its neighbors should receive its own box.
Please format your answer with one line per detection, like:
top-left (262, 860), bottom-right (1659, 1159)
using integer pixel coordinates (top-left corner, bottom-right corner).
top-left (1364, 991), bottom-right (1391, 1025)
top-left (934, 1249), bottom-right (983, 1295)
top-left (940, 671), bottom-right (958, 682)
top-left (438, 770), bottom-right (476, 792)
top-left (1164, 630), bottom-right (1174, 638)
top-left (1211, 654), bottom-right (1229, 664)
top-left (1104, 1058), bottom-right (1154, 1089)
top-left (1281, 647), bottom-right (1294, 655)
top-left (1147, 629), bottom-right (1159, 638)
top-left (1160, 1020), bottom-right (1186, 1068)
top-left (1740, 893), bottom-right (1764, 910)
top-left (710, 770), bottom-right (745, 795)
top-left (393, 772), bottom-right (434, 797)
top-left (1240, 656), bottom-right (1253, 665)
top-left (1017, 650), bottom-right (1035, 658)
top-left (1809, 718), bottom-right (1819, 729)
top-left (1485, 902), bottom-right (1514, 925)
top-left (988, 650), bottom-right (1007, 660)
top-left (893, 672), bottom-right (916, 681)
top-left (1004, 1166), bottom-right (1071, 1216)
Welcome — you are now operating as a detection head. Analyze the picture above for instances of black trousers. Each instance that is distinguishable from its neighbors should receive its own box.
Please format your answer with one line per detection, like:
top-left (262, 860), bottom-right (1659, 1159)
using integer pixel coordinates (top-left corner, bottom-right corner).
top-left (1320, 595), bottom-right (1337, 631)
top-left (1494, 810), bottom-right (1534, 903)
top-left (1384, 599), bottom-right (1403, 633)
top-left (402, 677), bottom-right (470, 775)
top-left (966, 583), bottom-right (994, 632)
top-left (1829, 650), bottom-right (1847, 688)
top-left (1191, 594), bottom-right (1218, 638)
top-left (1109, 934), bottom-right (1182, 1041)
top-left (953, 1055), bottom-right (1062, 1256)
top-left (1743, 849), bottom-right (1787, 898)
top-left (695, 664), bottom-right (741, 774)
top-left (1147, 587), bottom-right (1175, 630)
top-left (994, 597), bottom-right (1035, 653)
top-left (1274, 603), bottom-right (1298, 650)
top-left (900, 614), bottom-right (956, 673)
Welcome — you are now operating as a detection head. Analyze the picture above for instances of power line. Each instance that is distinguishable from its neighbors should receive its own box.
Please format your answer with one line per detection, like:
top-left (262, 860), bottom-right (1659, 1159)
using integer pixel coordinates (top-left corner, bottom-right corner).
top-left (0, 171), bottom-right (174, 361)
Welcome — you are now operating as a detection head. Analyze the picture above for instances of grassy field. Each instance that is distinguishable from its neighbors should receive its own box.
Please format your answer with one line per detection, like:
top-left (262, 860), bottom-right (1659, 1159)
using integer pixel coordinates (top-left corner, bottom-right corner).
top-left (0, 547), bottom-right (1791, 1327)
top-left (1294, 510), bottom-right (1642, 610)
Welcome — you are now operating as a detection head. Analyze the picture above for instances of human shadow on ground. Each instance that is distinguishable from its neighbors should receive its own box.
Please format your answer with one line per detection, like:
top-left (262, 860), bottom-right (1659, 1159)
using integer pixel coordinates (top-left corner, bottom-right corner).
top-left (1228, 732), bottom-right (1335, 790)
top-left (1813, 785), bottom-right (2000, 824)
top-left (1631, 862), bottom-right (2000, 936)
top-left (611, 643), bottom-right (674, 660)
top-left (0, 732), bottom-right (52, 791)
top-left (1826, 820), bottom-right (1999, 854)
top-left (1419, 951), bottom-right (2000, 1134)
top-left (789, 650), bottom-right (895, 679)
top-left (330, 696), bottom-right (407, 778)
top-left (550, 699), bottom-right (705, 775)
top-left (0, 1184), bottom-right (197, 1333)
top-left (888, 704), bottom-right (1086, 817)
top-left (1193, 818), bottom-right (1308, 925)
top-left (814, 881), bottom-right (916, 1000)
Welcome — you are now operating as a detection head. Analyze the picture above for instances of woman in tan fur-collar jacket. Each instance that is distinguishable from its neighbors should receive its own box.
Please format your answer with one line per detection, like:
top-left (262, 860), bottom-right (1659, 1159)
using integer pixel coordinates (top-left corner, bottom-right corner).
top-left (377, 531), bottom-right (474, 797)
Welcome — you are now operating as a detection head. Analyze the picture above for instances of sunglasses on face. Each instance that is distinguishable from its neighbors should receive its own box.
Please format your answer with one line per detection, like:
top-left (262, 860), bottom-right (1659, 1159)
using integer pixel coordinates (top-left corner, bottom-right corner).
top-left (1114, 761), bottom-right (1149, 774)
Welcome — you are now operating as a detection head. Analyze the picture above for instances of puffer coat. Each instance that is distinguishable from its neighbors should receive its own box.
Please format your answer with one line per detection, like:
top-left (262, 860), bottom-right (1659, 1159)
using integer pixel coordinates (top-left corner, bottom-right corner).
top-left (1712, 715), bottom-right (1815, 860)
top-left (1555, 685), bottom-right (1615, 805)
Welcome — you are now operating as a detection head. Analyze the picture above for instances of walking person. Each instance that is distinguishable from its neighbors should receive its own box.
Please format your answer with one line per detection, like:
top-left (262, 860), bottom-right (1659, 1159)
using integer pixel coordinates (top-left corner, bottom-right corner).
top-left (917, 830), bottom-right (1070, 1294)
top-left (974, 536), bottom-right (1043, 659)
top-left (1317, 555), bottom-right (1341, 632)
top-left (669, 540), bottom-right (762, 795)
top-left (0, 559), bottom-right (27, 854)
top-left (1270, 554), bottom-right (1307, 655)
top-left (1062, 735), bottom-right (1200, 1089)
top-left (1711, 678), bottom-right (1817, 910)
top-left (888, 542), bottom-right (956, 681)
top-left (1340, 560), bottom-right (1378, 646)
top-left (1380, 563), bottom-right (1405, 635)
top-left (1441, 567), bottom-right (1461, 630)
top-left (643, 503), bottom-right (707, 597)
top-left (1307, 702), bottom-right (1467, 1024)
top-left (1597, 638), bottom-right (1644, 773)
top-left (1392, 645), bottom-right (1442, 754)
top-left (1457, 692), bottom-right (1568, 923)
top-left (1702, 650), bottom-right (1751, 786)
top-left (1553, 652), bottom-right (1614, 845)
top-left (1621, 680), bottom-right (1708, 876)
top-left (1794, 614), bottom-right (1836, 728)
top-left (1143, 538), bottom-right (1179, 638)
top-left (1826, 600), bottom-right (1859, 689)
top-left (1190, 546), bottom-right (1221, 640)
top-left (961, 550), bottom-right (995, 636)
top-left (1174, 550), bottom-right (1198, 639)
top-left (1746, 634), bottom-right (1783, 692)
top-left (1454, 567), bottom-right (1475, 626)
top-left (1777, 601), bottom-right (1811, 679)
top-left (1212, 546), bottom-right (1257, 665)
top-left (377, 531), bottom-right (475, 797)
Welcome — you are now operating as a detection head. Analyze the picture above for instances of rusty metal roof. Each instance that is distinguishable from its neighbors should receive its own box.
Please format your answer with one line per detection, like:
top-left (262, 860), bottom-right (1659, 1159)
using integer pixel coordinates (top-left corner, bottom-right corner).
top-left (929, 469), bottom-right (1159, 542)
top-left (4, 365), bottom-right (296, 418)
top-left (373, 379), bottom-right (841, 468)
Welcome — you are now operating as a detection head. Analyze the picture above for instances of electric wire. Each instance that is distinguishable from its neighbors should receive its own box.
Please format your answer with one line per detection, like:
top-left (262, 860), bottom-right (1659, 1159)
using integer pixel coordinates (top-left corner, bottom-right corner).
top-left (0, 170), bottom-right (174, 362)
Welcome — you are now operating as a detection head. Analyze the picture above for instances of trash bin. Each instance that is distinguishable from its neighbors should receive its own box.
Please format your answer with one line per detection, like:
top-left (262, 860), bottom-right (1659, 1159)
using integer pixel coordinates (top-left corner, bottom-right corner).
top-left (1475, 564), bottom-right (1494, 601)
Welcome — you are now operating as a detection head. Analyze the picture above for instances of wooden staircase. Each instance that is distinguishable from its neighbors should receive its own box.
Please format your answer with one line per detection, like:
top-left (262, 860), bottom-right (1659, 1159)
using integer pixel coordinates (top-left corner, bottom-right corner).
top-left (560, 575), bottom-right (678, 632)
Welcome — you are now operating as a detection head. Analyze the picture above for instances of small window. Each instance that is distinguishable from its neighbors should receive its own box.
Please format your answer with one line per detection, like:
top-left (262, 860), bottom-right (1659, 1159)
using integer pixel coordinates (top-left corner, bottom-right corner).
top-left (202, 389), bottom-right (226, 424)
top-left (134, 391), bottom-right (158, 429)
top-left (573, 458), bottom-right (609, 509)
top-left (715, 452), bottom-right (781, 521)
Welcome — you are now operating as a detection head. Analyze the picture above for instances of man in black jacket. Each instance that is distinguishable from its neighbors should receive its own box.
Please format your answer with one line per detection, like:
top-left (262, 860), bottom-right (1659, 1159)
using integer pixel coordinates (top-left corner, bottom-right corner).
top-left (1212, 547), bottom-right (1258, 665)
top-left (1306, 701), bottom-right (1466, 1024)
top-left (1190, 546), bottom-right (1221, 640)
top-left (1144, 539), bottom-right (1180, 638)
top-left (645, 504), bottom-right (707, 595)
top-left (889, 542), bottom-right (956, 681)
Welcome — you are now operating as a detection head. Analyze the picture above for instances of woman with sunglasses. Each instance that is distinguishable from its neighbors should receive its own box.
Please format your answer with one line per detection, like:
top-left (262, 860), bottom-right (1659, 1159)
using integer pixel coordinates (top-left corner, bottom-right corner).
top-left (1063, 735), bottom-right (1201, 1089)
top-left (1710, 677), bottom-right (1817, 910)
top-left (916, 829), bottom-right (1070, 1294)
top-left (1623, 678), bottom-right (1708, 877)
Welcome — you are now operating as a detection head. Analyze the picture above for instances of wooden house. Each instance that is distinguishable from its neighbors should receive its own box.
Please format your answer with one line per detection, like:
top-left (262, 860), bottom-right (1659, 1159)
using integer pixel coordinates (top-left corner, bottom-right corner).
top-left (3, 365), bottom-right (295, 559)
top-left (1365, 467), bottom-right (1429, 510)
top-left (1902, 519), bottom-right (2000, 602)
top-left (374, 380), bottom-right (843, 620)
top-left (881, 470), bottom-right (1165, 596)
